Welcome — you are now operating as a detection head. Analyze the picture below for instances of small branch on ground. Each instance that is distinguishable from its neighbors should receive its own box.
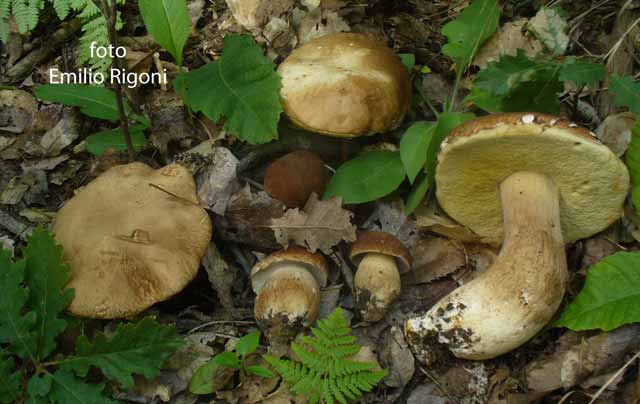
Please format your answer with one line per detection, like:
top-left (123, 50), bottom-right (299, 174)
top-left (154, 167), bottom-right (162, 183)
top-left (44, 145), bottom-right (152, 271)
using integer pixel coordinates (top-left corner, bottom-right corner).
top-left (94, 0), bottom-right (136, 162)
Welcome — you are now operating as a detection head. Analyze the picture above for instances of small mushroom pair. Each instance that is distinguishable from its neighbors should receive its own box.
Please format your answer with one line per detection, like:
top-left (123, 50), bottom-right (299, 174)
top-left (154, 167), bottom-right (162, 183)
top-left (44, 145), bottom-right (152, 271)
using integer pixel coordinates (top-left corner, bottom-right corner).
top-left (251, 232), bottom-right (411, 339)
top-left (404, 113), bottom-right (629, 361)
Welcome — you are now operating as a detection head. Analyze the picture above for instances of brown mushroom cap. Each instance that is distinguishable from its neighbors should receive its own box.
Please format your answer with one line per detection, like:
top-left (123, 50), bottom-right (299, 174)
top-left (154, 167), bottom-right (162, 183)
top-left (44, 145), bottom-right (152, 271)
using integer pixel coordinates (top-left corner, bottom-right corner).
top-left (251, 245), bottom-right (328, 292)
top-left (350, 231), bottom-right (412, 274)
top-left (277, 32), bottom-right (412, 138)
top-left (264, 150), bottom-right (331, 208)
top-left (436, 113), bottom-right (630, 245)
top-left (52, 163), bottom-right (212, 319)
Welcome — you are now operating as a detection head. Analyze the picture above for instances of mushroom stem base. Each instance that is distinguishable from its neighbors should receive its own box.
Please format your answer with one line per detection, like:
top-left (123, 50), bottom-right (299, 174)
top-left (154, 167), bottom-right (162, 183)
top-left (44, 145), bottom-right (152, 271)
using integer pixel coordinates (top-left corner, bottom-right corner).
top-left (405, 171), bottom-right (567, 360)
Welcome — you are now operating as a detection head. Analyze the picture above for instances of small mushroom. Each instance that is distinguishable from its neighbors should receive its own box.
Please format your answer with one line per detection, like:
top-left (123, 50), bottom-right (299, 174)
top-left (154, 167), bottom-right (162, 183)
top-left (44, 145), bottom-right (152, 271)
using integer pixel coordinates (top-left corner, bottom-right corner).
top-left (251, 246), bottom-right (328, 341)
top-left (264, 150), bottom-right (331, 208)
top-left (278, 32), bottom-right (412, 137)
top-left (350, 232), bottom-right (411, 322)
top-left (405, 113), bottom-right (629, 361)
top-left (52, 163), bottom-right (212, 319)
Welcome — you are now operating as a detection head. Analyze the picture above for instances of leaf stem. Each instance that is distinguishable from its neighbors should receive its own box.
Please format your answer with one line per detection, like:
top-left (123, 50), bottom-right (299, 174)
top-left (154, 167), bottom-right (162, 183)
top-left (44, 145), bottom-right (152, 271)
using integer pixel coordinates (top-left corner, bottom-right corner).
top-left (95, 0), bottom-right (136, 162)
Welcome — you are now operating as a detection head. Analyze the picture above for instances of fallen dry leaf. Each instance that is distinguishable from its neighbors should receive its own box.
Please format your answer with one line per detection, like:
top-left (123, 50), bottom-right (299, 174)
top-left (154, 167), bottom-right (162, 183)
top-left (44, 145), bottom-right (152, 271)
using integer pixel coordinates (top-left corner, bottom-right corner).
top-left (270, 193), bottom-right (357, 254)
top-left (415, 201), bottom-right (482, 243)
top-left (595, 112), bottom-right (634, 157)
top-left (405, 237), bottom-right (466, 285)
top-left (380, 326), bottom-right (415, 388)
top-left (474, 19), bottom-right (544, 68)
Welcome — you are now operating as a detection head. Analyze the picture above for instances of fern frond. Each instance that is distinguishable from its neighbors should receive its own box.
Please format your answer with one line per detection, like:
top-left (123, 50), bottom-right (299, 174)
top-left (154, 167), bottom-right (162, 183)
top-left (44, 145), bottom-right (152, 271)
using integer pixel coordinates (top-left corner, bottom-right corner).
top-left (0, 0), bottom-right (10, 17)
top-left (12, 0), bottom-right (38, 33)
top-left (265, 309), bottom-right (388, 404)
top-left (52, 0), bottom-right (71, 19)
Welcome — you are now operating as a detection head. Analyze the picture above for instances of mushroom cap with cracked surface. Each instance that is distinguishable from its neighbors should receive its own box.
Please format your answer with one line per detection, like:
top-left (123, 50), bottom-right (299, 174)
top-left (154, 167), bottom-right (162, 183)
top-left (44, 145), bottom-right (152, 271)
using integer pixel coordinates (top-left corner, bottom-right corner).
top-left (436, 113), bottom-right (629, 246)
top-left (52, 163), bottom-right (212, 319)
top-left (278, 32), bottom-right (412, 137)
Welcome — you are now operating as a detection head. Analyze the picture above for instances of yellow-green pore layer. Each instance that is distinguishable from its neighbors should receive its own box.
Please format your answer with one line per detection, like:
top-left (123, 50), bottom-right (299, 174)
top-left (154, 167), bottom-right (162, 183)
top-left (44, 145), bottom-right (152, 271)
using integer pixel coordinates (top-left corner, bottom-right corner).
top-left (435, 113), bottom-right (630, 246)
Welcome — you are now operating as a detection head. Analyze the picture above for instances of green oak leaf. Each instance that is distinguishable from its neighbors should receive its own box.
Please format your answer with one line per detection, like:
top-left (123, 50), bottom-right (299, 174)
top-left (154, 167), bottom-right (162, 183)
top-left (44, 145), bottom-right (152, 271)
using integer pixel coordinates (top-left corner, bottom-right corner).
top-left (0, 249), bottom-right (36, 359)
top-left (610, 74), bottom-right (640, 115)
top-left (474, 49), bottom-right (540, 96)
top-left (49, 370), bottom-right (115, 404)
top-left (62, 317), bottom-right (184, 389)
top-left (559, 57), bottom-right (606, 86)
top-left (23, 228), bottom-right (74, 361)
top-left (86, 124), bottom-right (147, 156)
top-left (0, 357), bottom-right (23, 404)
top-left (174, 35), bottom-right (282, 144)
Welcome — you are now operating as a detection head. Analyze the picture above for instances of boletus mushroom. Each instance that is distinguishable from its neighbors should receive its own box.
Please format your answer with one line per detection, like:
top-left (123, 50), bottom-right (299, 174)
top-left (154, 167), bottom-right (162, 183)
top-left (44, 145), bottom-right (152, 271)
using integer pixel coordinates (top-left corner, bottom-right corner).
top-left (264, 150), bottom-right (331, 208)
top-left (278, 32), bottom-right (412, 137)
top-left (53, 163), bottom-right (212, 319)
top-left (405, 113), bottom-right (629, 361)
top-left (350, 232), bottom-right (412, 322)
top-left (251, 246), bottom-right (328, 341)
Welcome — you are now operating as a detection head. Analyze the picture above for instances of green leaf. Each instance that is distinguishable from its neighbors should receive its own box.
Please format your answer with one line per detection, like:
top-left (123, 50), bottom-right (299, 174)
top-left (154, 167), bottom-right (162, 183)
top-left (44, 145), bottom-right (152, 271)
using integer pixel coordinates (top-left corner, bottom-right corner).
top-left (49, 370), bottom-right (115, 404)
top-left (474, 50), bottom-right (539, 97)
top-left (174, 35), bottom-right (282, 144)
top-left (626, 120), bottom-right (640, 215)
top-left (86, 125), bottom-right (147, 156)
top-left (214, 351), bottom-right (240, 369)
top-left (610, 74), bottom-right (640, 115)
top-left (555, 252), bottom-right (640, 331)
top-left (23, 228), bottom-right (74, 361)
top-left (426, 112), bottom-right (475, 182)
top-left (35, 84), bottom-right (129, 122)
top-left (62, 317), bottom-right (184, 389)
top-left (27, 374), bottom-right (52, 399)
top-left (559, 57), bottom-right (606, 86)
top-left (324, 151), bottom-right (406, 204)
top-left (399, 53), bottom-right (415, 72)
top-left (189, 358), bottom-right (223, 394)
top-left (0, 249), bottom-right (36, 359)
top-left (400, 122), bottom-right (436, 183)
top-left (236, 331), bottom-right (260, 357)
top-left (405, 174), bottom-right (430, 214)
top-left (246, 365), bottom-right (274, 378)
top-left (0, 357), bottom-right (23, 404)
top-left (138, 0), bottom-right (190, 67)
top-left (441, 0), bottom-right (500, 73)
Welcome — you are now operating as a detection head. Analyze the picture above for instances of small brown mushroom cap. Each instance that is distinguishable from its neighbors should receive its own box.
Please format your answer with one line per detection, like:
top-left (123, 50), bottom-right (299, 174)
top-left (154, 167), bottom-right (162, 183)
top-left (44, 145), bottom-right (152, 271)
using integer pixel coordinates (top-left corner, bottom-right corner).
top-left (278, 33), bottom-right (412, 137)
top-left (251, 246), bottom-right (328, 340)
top-left (52, 163), bottom-right (212, 319)
top-left (350, 231), bottom-right (412, 273)
top-left (436, 113), bottom-right (630, 245)
top-left (264, 150), bottom-right (331, 208)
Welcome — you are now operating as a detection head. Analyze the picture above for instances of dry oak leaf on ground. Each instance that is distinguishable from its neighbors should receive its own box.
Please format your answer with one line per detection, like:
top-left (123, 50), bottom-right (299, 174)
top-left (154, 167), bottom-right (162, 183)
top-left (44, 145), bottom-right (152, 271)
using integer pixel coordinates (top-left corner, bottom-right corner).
top-left (270, 193), bottom-right (356, 254)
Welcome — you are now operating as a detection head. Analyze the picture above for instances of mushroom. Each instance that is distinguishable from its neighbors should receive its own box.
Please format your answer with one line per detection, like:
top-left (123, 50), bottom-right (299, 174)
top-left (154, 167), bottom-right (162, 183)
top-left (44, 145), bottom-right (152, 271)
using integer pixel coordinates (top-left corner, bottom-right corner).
top-left (264, 150), bottom-right (331, 208)
top-left (277, 32), bottom-right (412, 138)
top-left (404, 113), bottom-right (629, 361)
top-left (251, 246), bottom-right (328, 341)
top-left (53, 163), bottom-right (212, 319)
top-left (350, 232), bottom-right (412, 322)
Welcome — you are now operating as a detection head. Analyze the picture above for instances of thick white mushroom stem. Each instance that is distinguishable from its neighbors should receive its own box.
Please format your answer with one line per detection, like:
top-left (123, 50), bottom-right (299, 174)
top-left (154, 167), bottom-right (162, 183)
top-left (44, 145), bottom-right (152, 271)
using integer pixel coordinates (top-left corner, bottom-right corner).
top-left (355, 253), bottom-right (401, 322)
top-left (405, 171), bottom-right (568, 360)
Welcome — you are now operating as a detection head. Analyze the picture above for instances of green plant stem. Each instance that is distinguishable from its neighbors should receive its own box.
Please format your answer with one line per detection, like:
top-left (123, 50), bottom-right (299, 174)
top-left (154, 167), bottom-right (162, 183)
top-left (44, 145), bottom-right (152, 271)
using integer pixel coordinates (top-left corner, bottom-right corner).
top-left (94, 0), bottom-right (136, 162)
top-left (448, 71), bottom-right (463, 113)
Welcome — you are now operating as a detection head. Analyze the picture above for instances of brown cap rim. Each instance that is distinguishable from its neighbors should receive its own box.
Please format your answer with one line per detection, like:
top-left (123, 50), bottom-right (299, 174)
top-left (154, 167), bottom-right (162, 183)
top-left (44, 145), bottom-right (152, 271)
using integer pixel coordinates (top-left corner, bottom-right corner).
top-left (251, 245), bottom-right (329, 287)
top-left (350, 231), bottom-right (412, 273)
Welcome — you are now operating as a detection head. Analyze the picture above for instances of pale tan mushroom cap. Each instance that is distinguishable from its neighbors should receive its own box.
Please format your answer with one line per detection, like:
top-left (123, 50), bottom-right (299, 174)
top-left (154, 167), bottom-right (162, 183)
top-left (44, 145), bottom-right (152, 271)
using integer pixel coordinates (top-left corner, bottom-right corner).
top-left (53, 163), bottom-right (212, 318)
top-left (436, 113), bottom-right (630, 246)
top-left (350, 231), bottom-right (412, 273)
top-left (277, 33), bottom-right (412, 137)
top-left (251, 245), bottom-right (328, 293)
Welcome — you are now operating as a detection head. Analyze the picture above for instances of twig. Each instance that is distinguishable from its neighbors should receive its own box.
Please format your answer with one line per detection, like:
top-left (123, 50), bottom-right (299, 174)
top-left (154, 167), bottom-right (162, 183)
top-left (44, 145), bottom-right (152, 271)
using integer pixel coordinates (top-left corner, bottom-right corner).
top-left (148, 183), bottom-right (202, 207)
top-left (188, 320), bottom-right (256, 334)
top-left (588, 350), bottom-right (640, 404)
top-left (418, 365), bottom-right (463, 404)
top-left (93, 0), bottom-right (135, 162)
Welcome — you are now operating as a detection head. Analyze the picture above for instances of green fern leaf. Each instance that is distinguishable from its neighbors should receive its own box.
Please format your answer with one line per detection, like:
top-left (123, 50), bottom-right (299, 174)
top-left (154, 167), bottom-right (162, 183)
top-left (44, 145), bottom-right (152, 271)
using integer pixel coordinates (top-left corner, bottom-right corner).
top-left (52, 0), bottom-right (71, 19)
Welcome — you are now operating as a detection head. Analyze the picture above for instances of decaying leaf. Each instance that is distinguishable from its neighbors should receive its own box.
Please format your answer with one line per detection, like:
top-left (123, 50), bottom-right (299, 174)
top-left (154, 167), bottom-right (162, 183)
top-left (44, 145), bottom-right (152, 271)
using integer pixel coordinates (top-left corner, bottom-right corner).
top-left (270, 193), bottom-right (357, 254)
top-left (380, 326), bottom-right (415, 388)
top-left (527, 7), bottom-right (569, 56)
top-left (405, 237), bottom-right (466, 285)
top-left (219, 185), bottom-right (285, 251)
top-left (0, 89), bottom-right (37, 134)
top-left (474, 19), bottom-right (544, 68)
top-left (294, 7), bottom-right (349, 45)
top-left (202, 242), bottom-right (238, 317)
top-left (526, 325), bottom-right (640, 399)
top-left (0, 235), bottom-right (14, 255)
top-left (595, 112), bottom-right (635, 157)
top-left (193, 145), bottom-right (240, 215)
top-left (362, 200), bottom-right (419, 249)
top-left (415, 201), bottom-right (482, 243)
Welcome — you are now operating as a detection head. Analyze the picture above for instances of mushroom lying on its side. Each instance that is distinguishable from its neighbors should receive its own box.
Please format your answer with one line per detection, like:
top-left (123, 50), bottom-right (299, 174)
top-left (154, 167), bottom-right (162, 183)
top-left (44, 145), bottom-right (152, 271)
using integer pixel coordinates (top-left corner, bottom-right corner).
top-left (350, 232), bottom-right (411, 322)
top-left (251, 246), bottom-right (328, 341)
top-left (405, 113), bottom-right (629, 361)
top-left (53, 163), bottom-right (212, 319)
top-left (278, 32), bottom-right (412, 138)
